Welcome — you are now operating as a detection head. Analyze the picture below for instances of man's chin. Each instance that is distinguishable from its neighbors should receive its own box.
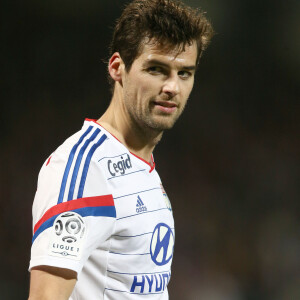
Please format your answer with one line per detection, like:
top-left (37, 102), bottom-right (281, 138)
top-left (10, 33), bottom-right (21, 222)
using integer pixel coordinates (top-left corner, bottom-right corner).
top-left (148, 118), bottom-right (178, 131)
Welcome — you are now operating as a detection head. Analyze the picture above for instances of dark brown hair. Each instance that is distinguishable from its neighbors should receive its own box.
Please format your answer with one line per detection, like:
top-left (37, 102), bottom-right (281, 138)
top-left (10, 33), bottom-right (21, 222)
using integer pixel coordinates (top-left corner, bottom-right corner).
top-left (108, 0), bottom-right (214, 85)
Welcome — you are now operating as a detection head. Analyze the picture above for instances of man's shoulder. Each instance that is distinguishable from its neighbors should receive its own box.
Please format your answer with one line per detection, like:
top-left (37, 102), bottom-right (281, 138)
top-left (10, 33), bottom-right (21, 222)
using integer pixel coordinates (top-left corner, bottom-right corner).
top-left (33, 120), bottom-right (116, 216)
top-left (49, 119), bottom-right (116, 162)
top-left (38, 118), bottom-right (127, 188)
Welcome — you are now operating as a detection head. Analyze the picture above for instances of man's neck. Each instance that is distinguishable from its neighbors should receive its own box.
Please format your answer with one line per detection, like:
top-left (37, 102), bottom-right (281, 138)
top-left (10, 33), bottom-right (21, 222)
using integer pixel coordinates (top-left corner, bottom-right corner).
top-left (98, 95), bottom-right (163, 164)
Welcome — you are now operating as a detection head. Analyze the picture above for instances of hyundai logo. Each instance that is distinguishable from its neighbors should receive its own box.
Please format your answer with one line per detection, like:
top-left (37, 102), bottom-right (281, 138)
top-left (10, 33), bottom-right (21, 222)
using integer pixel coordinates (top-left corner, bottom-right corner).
top-left (150, 223), bottom-right (174, 266)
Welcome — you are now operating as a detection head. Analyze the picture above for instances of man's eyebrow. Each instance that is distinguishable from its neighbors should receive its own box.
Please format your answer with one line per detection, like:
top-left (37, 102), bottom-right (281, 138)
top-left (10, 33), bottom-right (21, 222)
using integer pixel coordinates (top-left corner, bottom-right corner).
top-left (143, 59), bottom-right (196, 71)
top-left (182, 65), bottom-right (196, 71)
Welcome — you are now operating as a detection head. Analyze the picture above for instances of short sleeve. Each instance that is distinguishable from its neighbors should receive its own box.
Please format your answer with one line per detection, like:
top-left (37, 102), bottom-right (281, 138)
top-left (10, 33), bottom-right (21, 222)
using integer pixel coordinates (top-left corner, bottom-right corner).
top-left (29, 129), bottom-right (115, 275)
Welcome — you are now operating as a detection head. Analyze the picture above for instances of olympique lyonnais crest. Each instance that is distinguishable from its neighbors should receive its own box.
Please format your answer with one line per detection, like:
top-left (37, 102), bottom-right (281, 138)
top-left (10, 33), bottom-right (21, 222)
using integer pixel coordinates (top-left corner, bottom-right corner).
top-left (160, 183), bottom-right (172, 211)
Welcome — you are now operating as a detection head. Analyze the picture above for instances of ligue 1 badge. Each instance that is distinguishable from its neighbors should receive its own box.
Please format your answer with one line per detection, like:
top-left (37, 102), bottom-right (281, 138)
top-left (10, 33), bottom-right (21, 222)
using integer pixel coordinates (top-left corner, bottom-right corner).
top-left (160, 183), bottom-right (172, 211)
top-left (48, 212), bottom-right (86, 260)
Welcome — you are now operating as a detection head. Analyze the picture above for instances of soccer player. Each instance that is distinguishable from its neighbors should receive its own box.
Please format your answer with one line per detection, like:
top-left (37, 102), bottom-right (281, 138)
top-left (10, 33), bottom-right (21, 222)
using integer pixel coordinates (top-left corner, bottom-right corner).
top-left (28, 0), bottom-right (213, 299)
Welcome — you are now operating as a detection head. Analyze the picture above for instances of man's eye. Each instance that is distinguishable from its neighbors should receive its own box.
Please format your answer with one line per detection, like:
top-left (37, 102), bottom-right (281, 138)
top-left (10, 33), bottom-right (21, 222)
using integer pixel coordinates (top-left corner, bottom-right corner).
top-left (148, 66), bottom-right (163, 74)
top-left (178, 71), bottom-right (192, 79)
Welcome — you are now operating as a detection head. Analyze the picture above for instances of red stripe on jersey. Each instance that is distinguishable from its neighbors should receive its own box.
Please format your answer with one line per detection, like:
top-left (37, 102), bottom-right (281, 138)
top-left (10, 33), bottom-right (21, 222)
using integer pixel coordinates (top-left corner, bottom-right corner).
top-left (46, 155), bottom-right (52, 166)
top-left (33, 195), bottom-right (114, 234)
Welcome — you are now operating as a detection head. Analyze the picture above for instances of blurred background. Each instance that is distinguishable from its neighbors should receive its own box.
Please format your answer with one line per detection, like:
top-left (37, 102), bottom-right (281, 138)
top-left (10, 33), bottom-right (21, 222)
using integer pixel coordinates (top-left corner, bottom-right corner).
top-left (1, 0), bottom-right (299, 299)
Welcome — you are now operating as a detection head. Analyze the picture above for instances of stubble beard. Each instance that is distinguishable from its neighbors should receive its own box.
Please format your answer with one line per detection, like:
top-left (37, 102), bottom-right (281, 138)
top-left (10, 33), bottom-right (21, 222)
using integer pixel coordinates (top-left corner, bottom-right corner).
top-left (128, 100), bottom-right (185, 135)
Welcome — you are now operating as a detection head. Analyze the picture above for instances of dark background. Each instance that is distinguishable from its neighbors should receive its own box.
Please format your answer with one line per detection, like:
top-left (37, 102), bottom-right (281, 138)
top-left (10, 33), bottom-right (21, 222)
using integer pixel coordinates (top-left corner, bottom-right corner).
top-left (1, 0), bottom-right (299, 299)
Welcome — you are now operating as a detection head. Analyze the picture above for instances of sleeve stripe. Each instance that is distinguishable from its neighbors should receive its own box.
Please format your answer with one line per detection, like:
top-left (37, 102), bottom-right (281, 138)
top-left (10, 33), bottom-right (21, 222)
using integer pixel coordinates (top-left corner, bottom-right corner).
top-left (67, 128), bottom-right (101, 201)
top-left (57, 125), bottom-right (93, 204)
top-left (32, 206), bottom-right (116, 244)
top-left (33, 195), bottom-right (115, 242)
top-left (77, 134), bottom-right (107, 199)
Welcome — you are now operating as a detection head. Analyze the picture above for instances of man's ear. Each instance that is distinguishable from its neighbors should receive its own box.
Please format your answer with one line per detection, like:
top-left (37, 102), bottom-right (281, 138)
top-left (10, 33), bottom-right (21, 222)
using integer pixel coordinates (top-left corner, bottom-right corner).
top-left (108, 52), bottom-right (124, 84)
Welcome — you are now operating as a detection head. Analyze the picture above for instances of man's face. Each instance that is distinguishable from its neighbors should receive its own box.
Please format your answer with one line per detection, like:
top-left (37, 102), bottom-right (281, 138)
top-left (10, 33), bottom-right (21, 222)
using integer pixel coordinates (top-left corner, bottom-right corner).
top-left (120, 41), bottom-right (198, 132)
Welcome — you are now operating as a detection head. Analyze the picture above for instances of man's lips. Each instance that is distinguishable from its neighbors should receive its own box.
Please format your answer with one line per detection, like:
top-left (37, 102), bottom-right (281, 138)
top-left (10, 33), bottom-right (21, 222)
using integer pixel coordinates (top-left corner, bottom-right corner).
top-left (153, 100), bottom-right (178, 113)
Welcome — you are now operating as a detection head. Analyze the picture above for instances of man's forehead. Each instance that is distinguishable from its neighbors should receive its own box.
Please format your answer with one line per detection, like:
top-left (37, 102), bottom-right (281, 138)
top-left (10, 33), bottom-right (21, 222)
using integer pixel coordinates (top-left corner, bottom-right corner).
top-left (138, 40), bottom-right (198, 65)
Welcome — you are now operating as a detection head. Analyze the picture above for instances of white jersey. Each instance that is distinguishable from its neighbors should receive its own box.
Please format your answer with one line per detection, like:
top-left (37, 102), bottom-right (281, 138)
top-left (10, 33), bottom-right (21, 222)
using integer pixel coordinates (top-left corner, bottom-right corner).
top-left (29, 119), bottom-right (175, 300)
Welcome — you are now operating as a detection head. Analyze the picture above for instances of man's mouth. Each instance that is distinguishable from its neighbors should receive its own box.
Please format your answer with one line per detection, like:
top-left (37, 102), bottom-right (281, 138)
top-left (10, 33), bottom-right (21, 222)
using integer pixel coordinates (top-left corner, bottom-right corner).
top-left (153, 100), bottom-right (178, 113)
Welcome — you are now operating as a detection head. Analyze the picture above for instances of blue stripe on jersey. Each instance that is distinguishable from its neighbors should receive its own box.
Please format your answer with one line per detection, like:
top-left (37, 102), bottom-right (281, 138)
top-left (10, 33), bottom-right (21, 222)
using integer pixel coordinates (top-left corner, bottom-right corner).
top-left (107, 169), bottom-right (146, 180)
top-left (67, 128), bottom-right (100, 201)
top-left (114, 187), bottom-right (161, 200)
top-left (77, 134), bottom-right (107, 198)
top-left (57, 126), bottom-right (93, 204)
top-left (98, 153), bottom-right (128, 162)
top-left (104, 288), bottom-right (164, 295)
top-left (117, 207), bottom-right (169, 221)
top-left (107, 270), bottom-right (170, 275)
top-left (109, 251), bottom-right (150, 256)
top-left (32, 205), bottom-right (116, 243)
top-left (112, 228), bottom-right (174, 238)
top-left (112, 232), bottom-right (153, 238)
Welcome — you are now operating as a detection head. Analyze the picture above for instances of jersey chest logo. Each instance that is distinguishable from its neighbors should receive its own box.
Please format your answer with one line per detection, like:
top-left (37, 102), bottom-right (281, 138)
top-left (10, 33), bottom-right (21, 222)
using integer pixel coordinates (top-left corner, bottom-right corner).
top-left (150, 223), bottom-right (174, 266)
top-left (107, 153), bottom-right (132, 177)
top-left (136, 195), bottom-right (147, 213)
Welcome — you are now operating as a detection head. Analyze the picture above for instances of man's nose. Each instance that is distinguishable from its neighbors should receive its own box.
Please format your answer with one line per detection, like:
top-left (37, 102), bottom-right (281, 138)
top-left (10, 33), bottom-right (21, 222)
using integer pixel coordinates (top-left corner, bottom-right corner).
top-left (161, 75), bottom-right (180, 99)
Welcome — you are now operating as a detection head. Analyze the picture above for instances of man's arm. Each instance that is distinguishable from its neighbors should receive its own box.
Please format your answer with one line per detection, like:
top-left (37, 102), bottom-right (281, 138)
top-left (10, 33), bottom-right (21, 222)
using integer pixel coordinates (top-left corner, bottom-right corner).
top-left (28, 266), bottom-right (77, 300)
